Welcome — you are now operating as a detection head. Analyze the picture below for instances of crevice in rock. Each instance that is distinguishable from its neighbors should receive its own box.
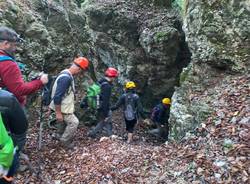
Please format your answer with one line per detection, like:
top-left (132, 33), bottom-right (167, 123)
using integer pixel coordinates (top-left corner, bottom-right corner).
top-left (173, 20), bottom-right (192, 80)
top-left (175, 35), bottom-right (192, 75)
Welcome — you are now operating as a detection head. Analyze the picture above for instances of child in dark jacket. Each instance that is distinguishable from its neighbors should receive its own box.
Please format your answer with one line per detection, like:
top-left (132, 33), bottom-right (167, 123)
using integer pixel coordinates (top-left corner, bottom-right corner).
top-left (87, 67), bottom-right (119, 138)
top-left (111, 81), bottom-right (145, 143)
top-left (149, 98), bottom-right (171, 141)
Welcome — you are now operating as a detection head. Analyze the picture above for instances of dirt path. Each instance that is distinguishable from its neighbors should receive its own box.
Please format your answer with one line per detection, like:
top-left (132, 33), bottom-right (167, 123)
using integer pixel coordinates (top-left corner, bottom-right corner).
top-left (15, 110), bottom-right (188, 184)
top-left (15, 74), bottom-right (249, 184)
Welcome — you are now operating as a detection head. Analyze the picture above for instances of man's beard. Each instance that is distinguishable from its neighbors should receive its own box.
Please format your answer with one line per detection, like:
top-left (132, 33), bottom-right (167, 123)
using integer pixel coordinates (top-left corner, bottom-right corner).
top-left (4, 48), bottom-right (15, 58)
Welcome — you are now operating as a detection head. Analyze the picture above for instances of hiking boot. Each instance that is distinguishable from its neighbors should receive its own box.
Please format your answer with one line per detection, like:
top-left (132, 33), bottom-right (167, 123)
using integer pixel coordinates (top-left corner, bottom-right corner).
top-left (60, 140), bottom-right (75, 149)
top-left (59, 137), bottom-right (75, 149)
top-left (87, 131), bottom-right (96, 138)
top-left (18, 164), bottom-right (28, 172)
top-left (149, 129), bottom-right (160, 137)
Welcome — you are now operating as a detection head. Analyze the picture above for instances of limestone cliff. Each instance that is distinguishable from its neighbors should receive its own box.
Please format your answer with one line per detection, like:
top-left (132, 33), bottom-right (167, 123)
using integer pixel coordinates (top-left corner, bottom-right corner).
top-left (169, 0), bottom-right (250, 139)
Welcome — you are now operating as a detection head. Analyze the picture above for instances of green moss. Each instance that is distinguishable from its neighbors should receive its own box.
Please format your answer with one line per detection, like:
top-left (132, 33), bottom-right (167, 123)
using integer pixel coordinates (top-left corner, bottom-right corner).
top-left (231, 62), bottom-right (245, 72)
top-left (170, 124), bottom-right (179, 140)
top-left (154, 31), bottom-right (169, 42)
top-left (80, 43), bottom-right (90, 54)
top-left (9, 3), bottom-right (20, 14)
top-left (179, 64), bottom-right (191, 84)
top-left (193, 104), bottom-right (212, 123)
top-left (172, 0), bottom-right (188, 16)
top-left (0, 20), bottom-right (12, 27)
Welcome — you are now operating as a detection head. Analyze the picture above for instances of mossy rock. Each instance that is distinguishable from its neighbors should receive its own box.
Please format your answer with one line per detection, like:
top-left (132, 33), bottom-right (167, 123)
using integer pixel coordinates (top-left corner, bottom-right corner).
top-left (179, 64), bottom-right (192, 84)
top-left (154, 31), bottom-right (170, 42)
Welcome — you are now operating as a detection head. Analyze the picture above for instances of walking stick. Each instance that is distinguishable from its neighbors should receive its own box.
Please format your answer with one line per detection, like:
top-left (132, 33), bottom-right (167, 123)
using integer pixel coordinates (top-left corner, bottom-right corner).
top-left (38, 94), bottom-right (44, 150)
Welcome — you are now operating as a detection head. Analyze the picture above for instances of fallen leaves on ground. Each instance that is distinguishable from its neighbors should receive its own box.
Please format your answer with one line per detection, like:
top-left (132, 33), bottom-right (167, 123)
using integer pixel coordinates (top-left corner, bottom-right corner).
top-left (16, 74), bottom-right (249, 184)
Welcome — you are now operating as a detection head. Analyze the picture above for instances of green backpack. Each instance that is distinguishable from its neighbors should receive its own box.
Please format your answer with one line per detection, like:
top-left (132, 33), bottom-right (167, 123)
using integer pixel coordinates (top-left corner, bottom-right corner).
top-left (0, 113), bottom-right (14, 169)
top-left (86, 81), bottom-right (108, 110)
top-left (86, 83), bottom-right (102, 110)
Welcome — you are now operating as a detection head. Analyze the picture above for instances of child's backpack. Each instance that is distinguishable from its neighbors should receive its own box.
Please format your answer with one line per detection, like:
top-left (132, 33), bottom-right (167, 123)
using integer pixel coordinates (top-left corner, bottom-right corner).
top-left (42, 72), bottom-right (74, 106)
top-left (86, 83), bottom-right (101, 110)
top-left (124, 93), bottom-right (138, 121)
top-left (150, 105), bottom-right (161, 122)
top-left (0, 113), bottom-right (14, 171)
top-left (83, 81), bottom-right (109, 110)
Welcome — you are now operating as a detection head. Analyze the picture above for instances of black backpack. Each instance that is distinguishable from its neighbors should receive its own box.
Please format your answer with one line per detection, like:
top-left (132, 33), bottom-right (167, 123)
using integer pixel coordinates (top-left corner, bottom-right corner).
top-left (124, 93), bottom-right (138, 121)
top-left (41, 75), bottom-right (57, 106)
top-left (42, 72), bottom-right (73, 106)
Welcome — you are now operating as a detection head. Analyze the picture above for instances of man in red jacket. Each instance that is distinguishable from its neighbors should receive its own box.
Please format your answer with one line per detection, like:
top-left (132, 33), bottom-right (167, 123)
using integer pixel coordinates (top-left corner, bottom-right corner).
top-left (0, 26), bottom-right (48, 106)
top-left (0, 27), bottom-right (48, 180)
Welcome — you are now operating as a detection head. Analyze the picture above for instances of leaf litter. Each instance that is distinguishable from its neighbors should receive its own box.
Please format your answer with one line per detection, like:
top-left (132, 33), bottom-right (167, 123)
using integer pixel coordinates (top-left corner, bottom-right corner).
top-left (16, 74), bottom-right (249, 184)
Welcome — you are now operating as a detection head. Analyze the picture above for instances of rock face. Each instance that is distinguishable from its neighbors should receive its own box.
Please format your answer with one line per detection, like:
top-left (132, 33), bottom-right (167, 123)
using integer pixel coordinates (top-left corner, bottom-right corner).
top-left (169, 0), bottom-right (250, 139)
top-left (0, 1), bottom-right (249, 139)
top-left (1, 0), bottom-right (190, 110)
top-left (83, 0), bottom-right (190, 106)
top-left (0, 0), bottom-right (88, 73)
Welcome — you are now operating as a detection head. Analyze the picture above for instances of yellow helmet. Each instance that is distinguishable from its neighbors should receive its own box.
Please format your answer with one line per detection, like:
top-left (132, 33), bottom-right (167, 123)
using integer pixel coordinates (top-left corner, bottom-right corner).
top-left (162, 98), bottom-right (171, 105)
top-left (125, 81), bottom-right (136, 89)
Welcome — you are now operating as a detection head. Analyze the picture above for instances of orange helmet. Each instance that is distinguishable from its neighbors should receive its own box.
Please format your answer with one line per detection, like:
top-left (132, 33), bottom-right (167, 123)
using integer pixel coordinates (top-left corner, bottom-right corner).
top-left (105, 67), bottom-right (118, 77)
top-left (73, 57), bottom-right (89, 70)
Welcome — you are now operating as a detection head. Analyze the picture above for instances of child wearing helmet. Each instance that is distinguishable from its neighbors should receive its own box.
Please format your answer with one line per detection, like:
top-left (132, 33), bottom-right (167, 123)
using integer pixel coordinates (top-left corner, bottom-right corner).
top-left (149, 98), bottom-right (171, 141)
top-left (87, 67), bottom-right (119, 138)
top-left (111, 81), bottom-right (145, 143)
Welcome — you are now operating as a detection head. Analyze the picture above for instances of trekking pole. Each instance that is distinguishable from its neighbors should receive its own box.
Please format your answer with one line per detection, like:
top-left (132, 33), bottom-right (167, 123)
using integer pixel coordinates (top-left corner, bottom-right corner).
top-left (38, 90), bottom-right (44, 150)
top-left (36, 72), bottom-right (50, 183)
top-left (37, 60), bottom-right (47, 151)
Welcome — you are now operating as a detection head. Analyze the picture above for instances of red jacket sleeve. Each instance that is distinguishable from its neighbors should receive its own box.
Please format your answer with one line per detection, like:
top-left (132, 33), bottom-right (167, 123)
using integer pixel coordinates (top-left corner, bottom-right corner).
top-left (0, 61), bottom-right (43, 102)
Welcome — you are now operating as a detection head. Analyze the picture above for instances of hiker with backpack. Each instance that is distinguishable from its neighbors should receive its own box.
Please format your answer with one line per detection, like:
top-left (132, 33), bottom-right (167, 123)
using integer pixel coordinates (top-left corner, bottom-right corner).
top-left (0, 26), bottom-right (48, 178)
top-left (0, 89), bottom-right (29, 184)
top-left (0, 26), bottom-right (49, 107)
top-left (49, 57), bottom-right (89, 149)
top-left (149, 98), bottom-right (171, 141)
top-left (87, 67), bottom-right (119, 138)
top-left (111, 81), bottom-right (145, 143)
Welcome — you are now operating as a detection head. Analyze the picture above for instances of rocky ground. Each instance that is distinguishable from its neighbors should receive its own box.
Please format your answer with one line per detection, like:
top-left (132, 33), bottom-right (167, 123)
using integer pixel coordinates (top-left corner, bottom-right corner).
top-left (15, 74), bottom-right (249, 184)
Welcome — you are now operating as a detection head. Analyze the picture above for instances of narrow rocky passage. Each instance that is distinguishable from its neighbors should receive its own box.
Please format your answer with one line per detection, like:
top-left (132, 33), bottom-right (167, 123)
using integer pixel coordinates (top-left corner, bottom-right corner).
top-left (16, 110), bottom-right (188, 184)
top-left (16, 73), bottom-right (249, 184)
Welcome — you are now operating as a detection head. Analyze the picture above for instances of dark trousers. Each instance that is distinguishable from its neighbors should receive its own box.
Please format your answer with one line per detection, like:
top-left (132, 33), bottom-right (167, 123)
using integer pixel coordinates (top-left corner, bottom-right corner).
top-left (125, 118), bottom-right (137, 133)
top-left (89, 111), bottom-right (112, 136)
top-left (149, 122), bottom-right (169, 141)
